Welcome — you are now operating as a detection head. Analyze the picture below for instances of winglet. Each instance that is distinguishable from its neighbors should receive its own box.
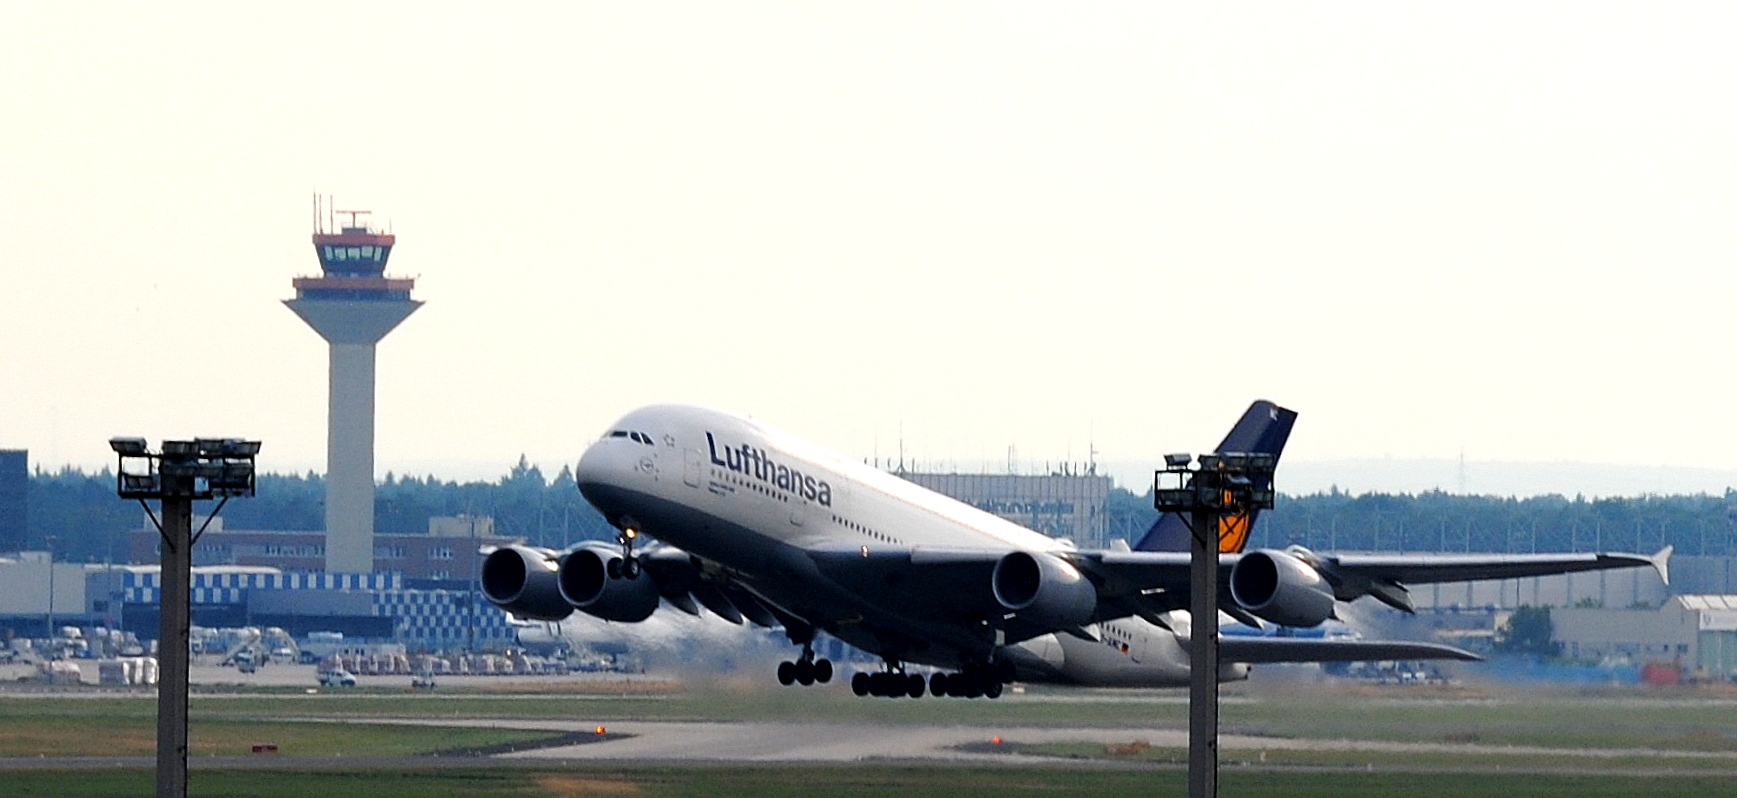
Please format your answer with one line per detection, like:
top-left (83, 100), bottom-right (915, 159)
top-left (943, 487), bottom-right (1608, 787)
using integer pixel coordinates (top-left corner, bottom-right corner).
top-left (1651, 545), bottom-right (1673, 586)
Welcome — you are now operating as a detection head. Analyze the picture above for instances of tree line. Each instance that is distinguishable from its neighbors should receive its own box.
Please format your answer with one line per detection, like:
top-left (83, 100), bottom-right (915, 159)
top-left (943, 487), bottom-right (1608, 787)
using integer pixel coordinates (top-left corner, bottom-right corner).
top-left (18, 463), bottom-right (1737, 565)
top-left (23, 456), bottom-right (615, 563)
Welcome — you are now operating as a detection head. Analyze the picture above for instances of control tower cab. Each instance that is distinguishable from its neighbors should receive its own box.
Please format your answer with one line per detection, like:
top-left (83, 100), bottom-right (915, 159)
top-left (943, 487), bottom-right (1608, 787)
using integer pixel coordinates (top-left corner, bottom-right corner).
top-left (290, 209), bottom-right (420, 341)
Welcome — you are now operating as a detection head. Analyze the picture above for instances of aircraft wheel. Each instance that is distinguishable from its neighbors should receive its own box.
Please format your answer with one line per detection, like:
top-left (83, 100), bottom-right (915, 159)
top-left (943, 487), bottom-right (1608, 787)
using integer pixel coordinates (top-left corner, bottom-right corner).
top-left (814, 659), bottom-right (833, 684)
top-left (851, 672), bottom-right (870, 696)
top-left (622, 557), bottom-right (641, 579)
top-left (795, 659), bottom-right (815, 686)
top-left (776, 661), bottom-right (795, 686)
top-left (930, 673), bottom-right (950, 697)
top-left (606, 558), bottom-right (622, 579)
top-left (984, 679), bottom-right (1003, 699)
top-left (908, 674), bottom-right (927, 698)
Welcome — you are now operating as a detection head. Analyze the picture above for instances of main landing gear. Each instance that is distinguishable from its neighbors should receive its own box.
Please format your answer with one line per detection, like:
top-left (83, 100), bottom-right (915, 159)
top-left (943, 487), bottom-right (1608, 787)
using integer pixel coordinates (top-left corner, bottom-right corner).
top-left (776, 642), bottom-right (833, 686)
top-left (851, 666), bottom-right (926, 698)
top-left (850, 660), bottom-right (1014, 699)
top-left (925, 661), bottom-right (1012, 699)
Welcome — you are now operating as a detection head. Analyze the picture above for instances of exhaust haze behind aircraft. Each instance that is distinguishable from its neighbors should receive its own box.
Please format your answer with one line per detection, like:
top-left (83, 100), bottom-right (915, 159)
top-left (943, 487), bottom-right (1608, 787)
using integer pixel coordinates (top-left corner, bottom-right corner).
top-left (482, 401), bottom-right (1669, 697)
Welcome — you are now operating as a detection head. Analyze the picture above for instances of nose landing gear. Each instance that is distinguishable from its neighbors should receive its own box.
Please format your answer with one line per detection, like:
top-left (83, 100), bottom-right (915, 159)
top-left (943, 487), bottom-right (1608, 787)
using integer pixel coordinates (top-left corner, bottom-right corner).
top-left (607, 528), bottom-right (642, 579)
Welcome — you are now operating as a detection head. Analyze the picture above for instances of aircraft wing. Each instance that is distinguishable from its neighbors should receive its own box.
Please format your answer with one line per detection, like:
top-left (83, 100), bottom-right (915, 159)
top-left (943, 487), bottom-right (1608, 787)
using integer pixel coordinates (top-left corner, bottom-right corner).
top-left (1082, 546), bottom-right (1669, 591)
top-left (804, 542), bottom-right (1671, 639)
top-left (1211, 636), bottom-right (1482, 663)
top-left (1077, 545), bottom-right (1670, 619)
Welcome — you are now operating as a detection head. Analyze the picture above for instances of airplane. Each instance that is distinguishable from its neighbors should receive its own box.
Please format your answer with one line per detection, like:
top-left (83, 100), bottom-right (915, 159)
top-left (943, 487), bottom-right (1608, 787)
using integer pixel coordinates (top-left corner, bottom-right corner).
top-left (481, 401), bottom-right (1670, 698)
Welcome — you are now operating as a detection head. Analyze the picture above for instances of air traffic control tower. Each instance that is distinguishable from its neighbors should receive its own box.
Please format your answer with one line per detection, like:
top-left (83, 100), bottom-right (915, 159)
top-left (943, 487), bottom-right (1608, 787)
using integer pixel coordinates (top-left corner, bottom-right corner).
top-left (286, 201), bottom-right (422, 574)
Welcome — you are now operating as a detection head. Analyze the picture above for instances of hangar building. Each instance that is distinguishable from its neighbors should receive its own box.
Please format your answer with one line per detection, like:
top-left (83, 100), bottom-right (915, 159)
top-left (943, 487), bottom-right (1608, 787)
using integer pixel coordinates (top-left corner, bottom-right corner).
top-left (1553, 594), bottom-right (1737, 678)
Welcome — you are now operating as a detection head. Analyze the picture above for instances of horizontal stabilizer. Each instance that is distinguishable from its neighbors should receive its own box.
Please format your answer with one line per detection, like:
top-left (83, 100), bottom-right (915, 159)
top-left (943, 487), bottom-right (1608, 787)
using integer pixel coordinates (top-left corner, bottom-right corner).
top-left (1325, 550), bottom-right (1669, 585)
top-left (1192, 636), bottom-right (1482, 663)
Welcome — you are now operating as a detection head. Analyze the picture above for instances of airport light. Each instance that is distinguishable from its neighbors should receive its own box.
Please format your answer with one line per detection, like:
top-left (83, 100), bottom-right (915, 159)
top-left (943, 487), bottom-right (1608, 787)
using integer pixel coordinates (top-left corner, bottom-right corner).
top-left (1155, 450), bottom-right (1277, 798)
top-left (110, 437), bottom-right (258, 798)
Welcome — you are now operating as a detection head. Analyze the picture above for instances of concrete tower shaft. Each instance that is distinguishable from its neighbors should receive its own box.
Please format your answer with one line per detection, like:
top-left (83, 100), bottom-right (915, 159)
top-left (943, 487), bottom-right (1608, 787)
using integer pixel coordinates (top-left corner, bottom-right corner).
top-left (286, 202), bottom-right (421, 574)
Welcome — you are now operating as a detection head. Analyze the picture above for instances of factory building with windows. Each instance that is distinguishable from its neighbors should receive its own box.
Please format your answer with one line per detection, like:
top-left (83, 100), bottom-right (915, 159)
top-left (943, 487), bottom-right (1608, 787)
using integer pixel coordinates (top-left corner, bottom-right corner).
top-left (901, 470), bottom-right (1115, 545)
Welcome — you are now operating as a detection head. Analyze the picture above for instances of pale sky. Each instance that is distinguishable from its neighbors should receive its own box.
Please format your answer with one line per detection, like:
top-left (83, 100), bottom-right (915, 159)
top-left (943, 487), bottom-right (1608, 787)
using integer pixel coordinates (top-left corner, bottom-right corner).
top-left (3, 2), bottom-right (1734, 496)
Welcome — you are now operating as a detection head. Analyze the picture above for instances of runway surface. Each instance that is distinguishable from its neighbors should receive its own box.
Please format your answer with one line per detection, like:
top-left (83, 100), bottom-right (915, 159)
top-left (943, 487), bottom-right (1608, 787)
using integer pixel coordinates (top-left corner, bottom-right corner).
top-left (329, 717), bottom-right (1737, 768)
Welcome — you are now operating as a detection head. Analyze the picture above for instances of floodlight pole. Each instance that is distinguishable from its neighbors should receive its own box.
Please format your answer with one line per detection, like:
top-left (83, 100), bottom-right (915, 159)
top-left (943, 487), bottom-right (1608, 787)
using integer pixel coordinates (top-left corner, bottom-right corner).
top-left (156, 482), bottom-right (193, 798)
top-left (111, 438), bottom-right (257, 798)
top-left (1156, 453), bottom-right (1276, 798)
top-left (1188, 494), bottom-right (1222, 798)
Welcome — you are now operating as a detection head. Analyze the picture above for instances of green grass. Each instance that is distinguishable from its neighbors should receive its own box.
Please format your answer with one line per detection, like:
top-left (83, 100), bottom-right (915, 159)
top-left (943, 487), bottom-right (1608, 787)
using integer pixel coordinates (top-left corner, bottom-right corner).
top-left (3, 766), bottom-right (1736, 798)
top-left (0, 706), bottom-right (560, 758)
top-left (7, 681), bottom-right (1737, 796)
top-left (1021, 740), bottom-right (1737, 772)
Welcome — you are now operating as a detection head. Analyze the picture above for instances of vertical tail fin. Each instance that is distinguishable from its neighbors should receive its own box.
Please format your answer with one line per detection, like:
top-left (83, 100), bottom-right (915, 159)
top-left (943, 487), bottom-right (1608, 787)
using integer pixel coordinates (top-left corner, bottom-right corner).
top-left (1134, 400), bottom-right (1297, 554)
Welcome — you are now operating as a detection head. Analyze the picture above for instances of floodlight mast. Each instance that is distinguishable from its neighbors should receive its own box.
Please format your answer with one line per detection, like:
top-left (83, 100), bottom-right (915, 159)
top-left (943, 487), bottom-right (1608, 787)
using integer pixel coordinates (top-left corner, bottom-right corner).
top-left (1155, 451), bottom-right (1276, 798)
top-left (110, 437), bottom-right (257, 798)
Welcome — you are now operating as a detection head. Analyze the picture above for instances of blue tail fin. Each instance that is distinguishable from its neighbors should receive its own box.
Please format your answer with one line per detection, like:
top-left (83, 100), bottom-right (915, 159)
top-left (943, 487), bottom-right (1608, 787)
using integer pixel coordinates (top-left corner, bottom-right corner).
top-left (1133, 400), bottom-right (1297, 553)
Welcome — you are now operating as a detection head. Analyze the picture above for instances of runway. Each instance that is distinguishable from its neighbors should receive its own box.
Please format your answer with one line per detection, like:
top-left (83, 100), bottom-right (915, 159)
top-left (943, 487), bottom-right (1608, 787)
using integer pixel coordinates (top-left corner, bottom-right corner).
top-left (334, 717), bottom-right (1737, 768)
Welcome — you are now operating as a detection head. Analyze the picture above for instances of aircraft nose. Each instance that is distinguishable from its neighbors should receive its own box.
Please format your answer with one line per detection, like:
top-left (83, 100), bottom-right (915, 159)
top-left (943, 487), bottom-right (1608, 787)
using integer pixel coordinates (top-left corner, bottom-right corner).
top-left (575, 439), bottom-right (638, 518)
top-left (575, 440), bottom-right (615, 494)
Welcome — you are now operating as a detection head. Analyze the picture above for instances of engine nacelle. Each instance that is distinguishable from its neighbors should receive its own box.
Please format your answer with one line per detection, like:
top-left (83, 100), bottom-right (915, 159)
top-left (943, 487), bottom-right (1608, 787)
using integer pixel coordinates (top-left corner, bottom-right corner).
top-left (558, 544), bottom-right (661, 623)
top-left (1228, 548), bottom-right (1336, 628)
top-left (992, 551), bottom-right (1097, 630)
top-left (479, 546), bottom-right (572, 622)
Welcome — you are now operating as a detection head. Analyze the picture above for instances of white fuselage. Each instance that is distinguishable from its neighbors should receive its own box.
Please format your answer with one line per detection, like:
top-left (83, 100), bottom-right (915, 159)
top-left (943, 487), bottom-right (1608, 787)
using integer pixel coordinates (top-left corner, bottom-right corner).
top-left (574, 404), bottom-right (1237, 687)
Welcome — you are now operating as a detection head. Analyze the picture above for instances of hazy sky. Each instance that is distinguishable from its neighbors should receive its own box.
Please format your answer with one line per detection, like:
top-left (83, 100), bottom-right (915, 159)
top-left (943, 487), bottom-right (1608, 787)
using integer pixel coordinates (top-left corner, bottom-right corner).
top-left (3, 3), bottom-right (1734, 495)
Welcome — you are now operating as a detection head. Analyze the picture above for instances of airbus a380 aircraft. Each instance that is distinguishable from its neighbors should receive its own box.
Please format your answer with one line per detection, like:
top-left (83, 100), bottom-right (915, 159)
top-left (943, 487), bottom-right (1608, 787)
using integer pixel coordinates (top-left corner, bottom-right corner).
top-left (482, 402), bottom-right (1669, 699)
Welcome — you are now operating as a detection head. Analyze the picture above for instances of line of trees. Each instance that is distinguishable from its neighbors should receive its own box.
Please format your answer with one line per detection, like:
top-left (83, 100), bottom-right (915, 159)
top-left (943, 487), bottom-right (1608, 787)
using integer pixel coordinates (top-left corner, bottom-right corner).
top-left (18, 463), bottom-right (1737, 565)
top-left (1090, 487), bottom-right (1734, 555)
top-left (23, 456), bottom-right (615, 564)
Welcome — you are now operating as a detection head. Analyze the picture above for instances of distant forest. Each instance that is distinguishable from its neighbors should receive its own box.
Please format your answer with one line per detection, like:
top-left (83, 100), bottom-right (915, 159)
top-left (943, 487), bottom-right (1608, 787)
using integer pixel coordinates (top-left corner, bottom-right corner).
top-left (21, 460), bottom-right (1737, 564)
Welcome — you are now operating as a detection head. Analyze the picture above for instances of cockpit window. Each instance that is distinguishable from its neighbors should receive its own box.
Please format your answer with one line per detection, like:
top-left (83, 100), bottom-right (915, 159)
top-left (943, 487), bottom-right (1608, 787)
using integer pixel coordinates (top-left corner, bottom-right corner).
top-left (610, 430), bottom-right (655, 446)
top-left (609, 430), bottom-right (630, 439)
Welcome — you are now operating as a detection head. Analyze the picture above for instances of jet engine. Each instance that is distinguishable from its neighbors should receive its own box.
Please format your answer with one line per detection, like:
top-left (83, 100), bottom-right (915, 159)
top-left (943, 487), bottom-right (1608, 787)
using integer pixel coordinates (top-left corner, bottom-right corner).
top-left (479, 546), bottom-right (573, 622)
top-left (558, 543), bottom-right (661, 623)
top-left (992, 551), bottom-right (1097, 630)
top-left (1228, 548), bottom-right (1336, 627)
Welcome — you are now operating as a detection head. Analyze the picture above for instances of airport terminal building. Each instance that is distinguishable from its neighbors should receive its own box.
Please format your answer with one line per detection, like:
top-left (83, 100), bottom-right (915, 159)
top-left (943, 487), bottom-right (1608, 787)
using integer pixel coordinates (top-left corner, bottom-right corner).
top-left (0, 557), bottom-right (514, 650)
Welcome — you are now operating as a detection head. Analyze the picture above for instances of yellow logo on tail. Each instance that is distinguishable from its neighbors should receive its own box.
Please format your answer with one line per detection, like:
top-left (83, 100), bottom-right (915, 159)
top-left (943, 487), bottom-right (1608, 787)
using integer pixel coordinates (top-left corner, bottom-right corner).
top-left (1217, 512), bottom-right (1252, 553)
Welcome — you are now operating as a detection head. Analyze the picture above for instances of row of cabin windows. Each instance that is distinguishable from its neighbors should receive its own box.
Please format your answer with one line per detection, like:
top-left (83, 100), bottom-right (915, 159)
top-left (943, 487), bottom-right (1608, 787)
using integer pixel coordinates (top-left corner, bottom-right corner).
top-left (833, 514), bottom-right (901, 546)
top-left (717, 470), bottom-right (788, 503)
